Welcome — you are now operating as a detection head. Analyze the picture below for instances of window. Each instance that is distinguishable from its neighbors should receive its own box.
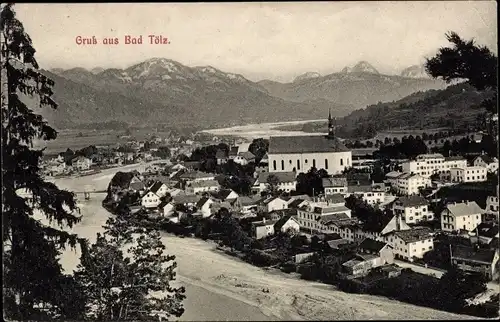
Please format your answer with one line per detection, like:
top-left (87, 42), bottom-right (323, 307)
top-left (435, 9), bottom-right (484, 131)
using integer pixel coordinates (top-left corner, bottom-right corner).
top-left (281, 160), bottom-right (284, 170)
top-left (325, 159), bottom-right (329, 169)
top-left (340, 158), bottom-right (343, 166)
top-left (313, 159), bottom-right (316, 168)
top-left (273, 160), bottom-right (277, 171)
top-left (297, 159), bottom-right (300, 170)
top-left (289, 160), bottom-right (292, 164)
top-left (305, 159), bottom-right (308, 164)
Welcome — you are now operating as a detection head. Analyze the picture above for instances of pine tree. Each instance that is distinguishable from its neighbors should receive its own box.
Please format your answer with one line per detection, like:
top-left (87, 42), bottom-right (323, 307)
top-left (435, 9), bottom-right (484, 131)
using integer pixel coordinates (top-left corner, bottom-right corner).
top-left (1, 3), bottom-right (86, 319)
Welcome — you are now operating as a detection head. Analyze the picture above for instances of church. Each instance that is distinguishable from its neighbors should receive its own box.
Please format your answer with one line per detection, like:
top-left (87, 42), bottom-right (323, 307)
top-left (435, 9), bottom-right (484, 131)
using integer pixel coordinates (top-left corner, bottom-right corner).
top-left (267, 111), bottom-right (352, 175)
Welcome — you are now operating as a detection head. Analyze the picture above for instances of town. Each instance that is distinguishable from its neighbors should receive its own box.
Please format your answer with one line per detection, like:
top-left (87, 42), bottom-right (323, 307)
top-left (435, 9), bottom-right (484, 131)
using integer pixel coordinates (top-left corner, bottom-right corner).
top-left (40, 110), bottom-right (499, 317)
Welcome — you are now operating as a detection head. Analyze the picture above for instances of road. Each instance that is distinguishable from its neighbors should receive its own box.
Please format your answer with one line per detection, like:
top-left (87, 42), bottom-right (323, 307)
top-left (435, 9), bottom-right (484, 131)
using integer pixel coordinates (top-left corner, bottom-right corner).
top-left (395, 260), bottom-right (500, 292)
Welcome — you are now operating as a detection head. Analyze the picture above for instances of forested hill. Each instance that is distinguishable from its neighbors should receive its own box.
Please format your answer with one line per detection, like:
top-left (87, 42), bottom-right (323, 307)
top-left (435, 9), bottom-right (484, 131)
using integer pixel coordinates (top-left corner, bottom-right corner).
top-left (282, 83), bottom-right (493, 139)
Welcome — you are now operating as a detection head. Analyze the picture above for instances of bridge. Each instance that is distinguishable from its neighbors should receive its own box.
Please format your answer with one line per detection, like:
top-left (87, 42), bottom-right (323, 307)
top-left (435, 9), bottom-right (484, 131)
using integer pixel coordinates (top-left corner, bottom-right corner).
top-left (73, 187), bottom-right (107, 200)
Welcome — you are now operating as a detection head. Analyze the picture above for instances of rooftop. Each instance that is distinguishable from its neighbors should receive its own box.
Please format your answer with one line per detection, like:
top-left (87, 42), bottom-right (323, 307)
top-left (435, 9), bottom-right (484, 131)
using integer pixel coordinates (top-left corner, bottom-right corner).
top-left (256, 171), bottom-right (296, 184)
top-left (475, 155), bottom-right (496, 164)
top-left (268, 135), bottom-right (349, 154)
top-left (180, 171), bottom-right (215, 180)
top-left (188, 179), bottom-right (220, 188)
top-left (452, 245), bottom-right (498, 264)
top-left (445, 201), bottom-right (484, 217)
top-left (445, 156), bottom-right (466, 161)
top-left (274, 215), bottom-right (297, 231)
top-left (239, 151), bottom-right (255, 160)
top-left (395, 228), bottom-right (433, 244)
top-left (252, 220), bottom-right (278, 228)
top-left (173, 194), bottom-right (201, 205)
top-left (394, 195), bottom-right (429, 208)
top-left (149, 181), bottom-right (166, 194)
top-left (323, 194), bottom-right (346, 205)
top-left (322, 177), bottom-right (348, 188)
top-left (416, 153), bottom-right (445, 160)
top-left (358, 238), bottom-right (389, 253)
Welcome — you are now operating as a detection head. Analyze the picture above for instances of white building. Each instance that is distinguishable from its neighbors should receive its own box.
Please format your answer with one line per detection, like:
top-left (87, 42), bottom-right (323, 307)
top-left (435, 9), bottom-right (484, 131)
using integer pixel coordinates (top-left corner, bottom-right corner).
top-left (402, 154), bottom-right (467, 178)
top-left (252, 171), bottom-right (297, 193)
top-left (485, 186), bottom-right (499, 217)
top-left (252, 218), bottom-right (276, 239)
top-left (149, 181), bottom-right (169, 198)
top-left (473, 155), bottom-right (499, 173)
top-left (392, 195), bottom-right (433, 224)
top-left (261, 196), bottom-right (289, 212)
top-left (441, 201), bottom-right (483, 232)
top-left (296, 200), bottom-right (352, 233)
top-left (233, 151), bottom-right (256, 165)
top-left (348, 184), bottom-right (386, 206)
top-left (392, 173), bottom-right (431, 195)
top-left (195, 197), bottom-right (214, 218)
top-left (268, 113), bottom-right (352, 175)
top-left (390, 228), bottom-right (434, 261)
top-left (449, 166), bottom-right (487, 183)
top-left (322, 177), bottom-right (348, 195)
top-left (185, 179), bottom-right (220, 194)
top-left (72, 156), bottom-right (92, 171)
top-left (141, 190), bottom-right (161, 208)
top-left (274, 215), bottom-right (300, 235)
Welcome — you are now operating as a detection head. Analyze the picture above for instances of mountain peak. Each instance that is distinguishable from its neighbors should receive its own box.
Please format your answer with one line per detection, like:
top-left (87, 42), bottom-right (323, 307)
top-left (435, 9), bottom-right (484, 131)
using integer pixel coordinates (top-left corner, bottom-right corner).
top-left (400, 65), bottom-right (430, 79)
top-left (293, 72), bottom-right (321, 82)
top-left (350, 61), bottom-right (379, 74)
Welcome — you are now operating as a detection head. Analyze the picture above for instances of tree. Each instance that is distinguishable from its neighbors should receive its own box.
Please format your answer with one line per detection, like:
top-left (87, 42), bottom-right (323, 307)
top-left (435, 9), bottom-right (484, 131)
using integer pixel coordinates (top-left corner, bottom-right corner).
top-left (2, 4), bottom-right (86, 319)
top-left (426, 32), bottom-right (497, 135)
top-left (266, 174), bottom-right (280, 194)
top-left (248, 138), bottom-right (269, 163)
top-left (75, 214), bottom-right (186, 320)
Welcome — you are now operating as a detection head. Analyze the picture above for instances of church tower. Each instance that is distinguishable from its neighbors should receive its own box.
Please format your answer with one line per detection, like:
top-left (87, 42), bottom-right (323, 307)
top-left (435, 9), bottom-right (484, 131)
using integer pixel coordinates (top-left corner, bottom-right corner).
top-left (327, 108), bottom-right (336, 139)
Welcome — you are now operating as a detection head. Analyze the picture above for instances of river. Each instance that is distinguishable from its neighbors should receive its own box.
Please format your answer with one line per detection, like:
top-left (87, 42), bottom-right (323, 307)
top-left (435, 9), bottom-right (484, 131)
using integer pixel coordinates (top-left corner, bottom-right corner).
top-left (46, 163), bottom-right (475, 321)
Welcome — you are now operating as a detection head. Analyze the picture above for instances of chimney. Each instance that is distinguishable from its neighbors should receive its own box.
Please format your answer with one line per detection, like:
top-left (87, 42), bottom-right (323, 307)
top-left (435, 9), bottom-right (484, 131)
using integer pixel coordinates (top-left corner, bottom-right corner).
top-left (262, 217), bottom-right (266, 224)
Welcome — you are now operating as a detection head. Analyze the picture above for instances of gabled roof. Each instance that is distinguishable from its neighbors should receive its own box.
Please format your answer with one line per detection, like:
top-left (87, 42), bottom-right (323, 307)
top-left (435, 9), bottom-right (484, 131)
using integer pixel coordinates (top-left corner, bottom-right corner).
top-left (313, 205), bottom-right (350, 215)
top-left (322, 177), bottom-right (348, 188)
top-left (142, 190), bottom-right (159, 198)
top-left (319, 213), bottom-right (352, 224)
top-left (451, 245), bottom-right (498, 264)
top-left (324, 194), bottom-right (346, 205)
top-left (268, 135), bottom-right (349, 154)
top-left (180, 171), bottom-right (215, 180)
top-left (130, 181), bottom-right (145, 191)
top-left (238, 196), bottom-right (262, 207)
top-left (252, 220), bottom-right (278, 228)
top-left (474, 155), bottom-right (496, 164)
top-left (326, 238), bottom-right (350, 250)
top-left (394, 195), bottom-right (429, 208)
top-left (358, 238), bottom-right (389, 253)
top-left (173, 194), bottom-right (201, 205)
top-left (196, 197), bottom-right (212, 208)
top-left (476, 222), bottom-right (500, 239)
top-left (239, 151), bottom-right (255, 160)
top-left (288, 198), bottom-right (307, 209)
top-left (188, 180), bottom-right (220, 188)
top-left (445, 201), bottom-right (483, 217)
top-left (395, 228), bottom-right (433, 244)
top-left (150, 181), bottom-right (166, 194)
top-left (274, 215), bottom-right (298, 231)
top-left (256, 171), bottom-right (296, 184)
top-left (348, 185), bottom-right (373, 193)
top-left (386, 171), bottom-right (403, 179)
top-left (212, 189), bottom-right (238, 201)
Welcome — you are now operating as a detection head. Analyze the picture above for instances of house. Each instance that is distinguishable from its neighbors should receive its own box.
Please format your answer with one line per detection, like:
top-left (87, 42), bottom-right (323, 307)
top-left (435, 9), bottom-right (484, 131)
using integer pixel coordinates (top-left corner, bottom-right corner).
top-left (228, 146), bottom-right (239, 160)
top-left (252, 171), bottom-right (297, 193)
top-left (173, 194), bottom-right (201, 209)
top-left (252, 218), bottom-right (277, 239)
top-left (391, 195), bottom-right (433, 224)
top-left (261, 196), bottom-right (289, 212)
top-left (211, 189), bottom-right (239, 202)
top-left (268, 113), bottom-right (352, 175)
top-left (441, 201), bottom-right (483, 232)
top-left (179, 171), bottom-right (216, 185)
top-left (260, 153), bottom-right (269, 164)
top-left (475, 222), bottom-right (499, 246)
top-left (274, 215), bottom-right (300, 235)
top-left (162, 202), bottom-right (175, 217)
top-left (72, 156), bottom-right (92, 171)
top-left (393, 172), bottom-right (431, 195)
top-left (347, 183), bottom-right (385, 206)
top-left (196, 197), bottom-right (214, 218)
top-left (473, 155), bottom-right (499, 173)
top-left (48, 161), bottom-right (67, 175)
top-left (342, 238), bottom-right (394, 277)
top-left (236, 196), bottom-right (262, 214)
top-left (391, 228), bottom-right (434, 261)
top-left (451, 245), bottom-right (500, 280)
top-left (216, 149), bottom-right (229, 165)
top-left (485, 186), bottom-right (499, 216)
top-left (141, 190), bottom-right (161, 208)
top-left (149, 181), bottom-right (169, 198)
top-left (357, 214), bottom-right (412, 243)
top-left (129, 176), bottom-right (145, 192)
top-left (233, 151), bottom-right (256, 165)
top-left (449, 166), bottom-right (487, 183)
top-left (402, 153), bottom-right (467, 178)
top-left (322, 176), bottom-right (348, 195)
top-left (185, 179), bottom-right (220, 194)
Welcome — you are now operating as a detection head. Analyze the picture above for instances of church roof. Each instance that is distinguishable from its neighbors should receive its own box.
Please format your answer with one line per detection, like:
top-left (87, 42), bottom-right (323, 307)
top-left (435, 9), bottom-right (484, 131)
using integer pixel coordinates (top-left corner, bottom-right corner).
top-left (268, 136), bottom-right (349, 154)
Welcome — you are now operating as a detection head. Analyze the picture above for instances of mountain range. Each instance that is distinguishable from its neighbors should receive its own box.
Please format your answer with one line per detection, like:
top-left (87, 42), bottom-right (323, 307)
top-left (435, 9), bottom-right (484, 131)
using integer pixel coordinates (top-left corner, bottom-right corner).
top-left (42, 58), bottom-right (446, 130)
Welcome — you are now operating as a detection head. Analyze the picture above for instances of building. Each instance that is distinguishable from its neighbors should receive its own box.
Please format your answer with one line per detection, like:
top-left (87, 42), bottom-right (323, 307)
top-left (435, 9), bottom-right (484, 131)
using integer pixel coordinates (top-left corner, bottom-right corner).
top-left (274, 215), bottom-right (300, 235)
top-left (195, 197), bottom-right (214, 217)
top-left (296, 201), bottom-right (352, 234)
top-left (173, 194), bottom-right (201, 208)
top-left (185, 179), bottom-right (220, 194)
top-left (252, 218), bottom-right (277, 239)
top-left (473, 155), bottom-right (499, 173)
top-left (215, 149), bottom-right (228, 165)
top-left (228, 146), bottom-right (239, 160)
top-left (348, 183), bottom-right (386, 206)
top-left (233, 151), bottom-right (256, 165)
top-left (392, 173), bottom-right (431, 195)
top-left (141, 190), bottom-right (161, 208)
top-left (357, 214), bottom-right (412, 244)
top-left (179, 171), bottom-right (216, 185)
top-left (342, 238), bottom-right (395, 277)
top-left (391, 195), bottom-right (433, 224)
top-left (475, 222), bottom-right (499, 246)
top-left (252, 171), bottom-right (297, 193)
top-left (449, 166), bottom-right (487, 183)
top-left (211, 189), bottom-right (239, 202)
top-left (129, 176), bottom-right (146, 193)
top-left (149, 181), bottom-right (169, 198)
top-left (402, 153), bottom-right (467, 178)
top-left (261, 196), bottom-right (289, 212)
top-left (72, 156), bottom-right (92, 171)
top-left (391, 228), bottom-right (434, 261)
top-left (485, 186), bottom-right (499, 217)
top-left (267, 111), bottom-right (352, 175)
top-left (441, 201), bottom-right (483, 232)
top-left (451, 245), bottom-right (500, 280)
top-left (322, 177), bottom-right (348, 196)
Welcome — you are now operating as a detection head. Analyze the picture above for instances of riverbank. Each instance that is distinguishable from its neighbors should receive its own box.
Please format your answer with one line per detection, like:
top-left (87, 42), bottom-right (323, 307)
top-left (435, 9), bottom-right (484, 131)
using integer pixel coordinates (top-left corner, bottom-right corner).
top-left (49, 166), bottom-right (478, 321)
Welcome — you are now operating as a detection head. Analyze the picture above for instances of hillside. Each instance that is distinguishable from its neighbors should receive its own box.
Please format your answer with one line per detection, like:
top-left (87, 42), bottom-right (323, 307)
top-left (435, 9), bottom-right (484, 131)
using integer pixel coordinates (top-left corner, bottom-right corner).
top-left (257, 62), bottom-right (446, 108)
top-left (45, 58), bottom-right (356, 130)
top-left (277, 83), bottom-right (493, 139)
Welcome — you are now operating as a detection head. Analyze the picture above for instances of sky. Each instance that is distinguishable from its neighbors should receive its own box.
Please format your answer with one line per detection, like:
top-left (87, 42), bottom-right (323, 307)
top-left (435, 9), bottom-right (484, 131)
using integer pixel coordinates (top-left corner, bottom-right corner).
top-left (15, 1), bottom-right (498, 82)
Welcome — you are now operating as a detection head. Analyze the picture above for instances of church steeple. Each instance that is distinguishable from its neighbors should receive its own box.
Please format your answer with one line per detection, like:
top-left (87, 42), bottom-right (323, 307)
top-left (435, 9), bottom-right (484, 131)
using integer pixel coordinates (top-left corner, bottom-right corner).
top-left (327, 108), bottom-right (335, 139)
